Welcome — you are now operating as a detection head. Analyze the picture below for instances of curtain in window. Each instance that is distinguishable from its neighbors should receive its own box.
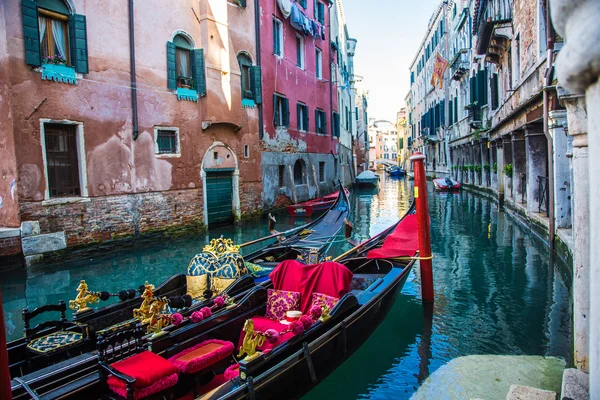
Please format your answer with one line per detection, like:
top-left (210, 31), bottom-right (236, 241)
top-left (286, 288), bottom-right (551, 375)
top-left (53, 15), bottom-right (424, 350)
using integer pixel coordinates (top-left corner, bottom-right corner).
top-left (51, 19), bottom-right (67, 59)
top-left (39, 15), bottom-right (48, 57)
top-left (179, 50), bottom-right (190, 78)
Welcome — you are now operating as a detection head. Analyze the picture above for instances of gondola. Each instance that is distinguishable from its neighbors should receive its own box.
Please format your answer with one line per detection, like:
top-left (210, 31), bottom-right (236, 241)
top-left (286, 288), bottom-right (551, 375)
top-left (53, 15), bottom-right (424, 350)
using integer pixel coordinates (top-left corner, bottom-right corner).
top-left (8, 187), bottom-right (351, 399)
top-left (285, 188), bottom-right (350, 217)
top-left (433, 177), bottom-right (461, 191)
top-left (385, 165), bottom-right (405, 177)
top-left (33, 202), bottom-right (418, 400)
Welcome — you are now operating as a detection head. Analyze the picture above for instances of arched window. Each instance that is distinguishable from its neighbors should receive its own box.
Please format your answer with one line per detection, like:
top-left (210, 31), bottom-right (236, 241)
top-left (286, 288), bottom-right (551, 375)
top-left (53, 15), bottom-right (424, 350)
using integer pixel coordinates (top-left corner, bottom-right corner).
top-left (294, 159), bottom-right (305, 185)
top-left (237, 53), bottom-right (253, 100)
top-left (173, 34), bottom-right (193, 88)
top-left (37, 0), bottom-right (71, 64)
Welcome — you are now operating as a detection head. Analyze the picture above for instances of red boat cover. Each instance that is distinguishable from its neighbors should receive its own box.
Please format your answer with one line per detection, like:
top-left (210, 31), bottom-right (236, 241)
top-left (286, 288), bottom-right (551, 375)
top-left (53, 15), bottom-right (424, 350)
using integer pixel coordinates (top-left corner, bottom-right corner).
top-left (366, 214), bottom-right (419, 259)
top-left (269, 260), bottom-right (353, 314)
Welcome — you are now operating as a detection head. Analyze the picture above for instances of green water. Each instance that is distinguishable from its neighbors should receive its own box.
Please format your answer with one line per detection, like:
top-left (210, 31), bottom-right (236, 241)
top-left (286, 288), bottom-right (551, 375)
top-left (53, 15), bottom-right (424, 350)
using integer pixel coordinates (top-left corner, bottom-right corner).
top-left (1, 173), bottom-right (572, 398)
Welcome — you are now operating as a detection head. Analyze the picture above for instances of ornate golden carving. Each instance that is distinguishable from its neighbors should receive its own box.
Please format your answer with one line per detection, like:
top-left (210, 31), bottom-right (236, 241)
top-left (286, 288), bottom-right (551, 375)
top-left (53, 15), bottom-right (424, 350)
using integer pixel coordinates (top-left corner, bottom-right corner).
top-left (319, 304), bottom-right (331, 323)
top-left (146, 297), bottom-right (168, 336)
top-left (133, 282), bottom-right (155, 323)
top-left (69, 280), bottom-right (99, 314)
top-left (237, 319), bottom-right (265, 361)
top-left (202, 237), bottom-right (240, 256)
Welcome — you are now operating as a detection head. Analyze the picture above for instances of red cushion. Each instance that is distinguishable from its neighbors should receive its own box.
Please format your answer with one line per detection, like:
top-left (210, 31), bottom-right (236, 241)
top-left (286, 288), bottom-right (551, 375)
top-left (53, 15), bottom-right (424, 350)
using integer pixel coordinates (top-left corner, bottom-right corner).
top-left (107, 351), bottom-right (178, 389)
top-left (109, 373), bottom-right (178, 400)
top-left (367, 214), bottom-right (419, 259)
top-left (237, 316), bottom-right (294, 353)
top-left (167, 340), bottom-right (234, 374)
top-left (269, 260), bottom-right (353, 314)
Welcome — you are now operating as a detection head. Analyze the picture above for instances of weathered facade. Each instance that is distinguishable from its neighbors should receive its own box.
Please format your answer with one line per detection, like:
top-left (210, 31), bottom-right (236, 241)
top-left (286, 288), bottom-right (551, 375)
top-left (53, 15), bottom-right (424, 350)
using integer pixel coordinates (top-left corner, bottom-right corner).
top-left (368, 120), bottom-right (397, 167)
top-left (0, 0), bottom-right (262, 261)
top-left (354, 75), bottom-right (369, 174)
top-left (396, 108), bottom-right (409, 168)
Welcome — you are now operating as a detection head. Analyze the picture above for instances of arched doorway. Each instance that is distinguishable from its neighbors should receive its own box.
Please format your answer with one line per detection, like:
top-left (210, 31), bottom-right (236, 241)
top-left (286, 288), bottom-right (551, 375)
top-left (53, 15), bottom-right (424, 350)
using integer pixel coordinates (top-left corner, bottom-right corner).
top-left (201, 142), bottom-right (240, 226)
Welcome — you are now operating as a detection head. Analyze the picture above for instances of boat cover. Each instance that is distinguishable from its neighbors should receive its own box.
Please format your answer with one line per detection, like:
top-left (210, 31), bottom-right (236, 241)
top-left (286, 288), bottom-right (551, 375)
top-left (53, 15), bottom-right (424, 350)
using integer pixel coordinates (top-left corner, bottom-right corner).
top-left (356, 170), bottom-right (378, 180)
top-left (366, 214), bottom-right (419, 259)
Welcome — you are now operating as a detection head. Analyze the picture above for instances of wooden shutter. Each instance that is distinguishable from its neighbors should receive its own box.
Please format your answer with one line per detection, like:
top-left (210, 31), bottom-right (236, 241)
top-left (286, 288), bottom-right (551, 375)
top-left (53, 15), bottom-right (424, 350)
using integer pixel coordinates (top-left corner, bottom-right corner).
top-left (440, 100), bottom-right (445, 127)
top-left (282, 98), bottom-right (290, 127)
top-left (314, 0), bottom-right (317, 19)
top-left (449, 99), bottom-right (453, 125)
top-left (304, 106), bottom-right (309, 131)
top-left (239, 0), bottom-right (247, 7)
top-left (68, 14), bottom-right (88, 74)
top-left (250, 66), bottom-right (262, 104)
top-left (167, 42), bottom-right (177, 90)
top-left (273, 95), bottom-right (280, 125)
top-left (191, 49), bottom-right (206, 96)
top-left (454, 97), bottom-right (458, 122)
top-left (491, 73), bottom-right (499, 110)
top-left (322, 111), bottom-right (327, 135)
top-left (317, 2), bottom-right (325, 24)
top-left (22, 0), bottom-right (41, 67)
top-left (469, 75), bottom-right (476, 104)
top-left (315, 109), bottom-right (320, 133)
top-left (297, 103), bottom-right (302, 130)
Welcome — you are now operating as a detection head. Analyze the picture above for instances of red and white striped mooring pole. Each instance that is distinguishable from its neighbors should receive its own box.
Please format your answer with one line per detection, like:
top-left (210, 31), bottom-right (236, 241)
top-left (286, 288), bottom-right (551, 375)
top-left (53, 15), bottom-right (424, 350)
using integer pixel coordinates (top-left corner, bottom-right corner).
top-left (410, 151), bottom-right (434, 303)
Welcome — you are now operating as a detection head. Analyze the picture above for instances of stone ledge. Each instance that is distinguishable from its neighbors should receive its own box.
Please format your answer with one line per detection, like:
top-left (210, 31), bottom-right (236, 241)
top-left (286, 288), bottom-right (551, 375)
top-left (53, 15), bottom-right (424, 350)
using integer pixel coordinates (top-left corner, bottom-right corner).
top-left (560, 368), bottom-right (588, 400)
top-left (21, 231), bottom-right (67, 256)
top-left (0, 227), bottom-right (21, 239)
top-left (41, 197), bottom-right (91, 206)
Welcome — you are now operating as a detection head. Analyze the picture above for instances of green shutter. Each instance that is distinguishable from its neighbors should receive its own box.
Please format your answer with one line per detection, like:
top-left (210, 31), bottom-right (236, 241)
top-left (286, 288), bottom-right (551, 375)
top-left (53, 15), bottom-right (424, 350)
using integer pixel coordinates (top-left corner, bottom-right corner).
top-left (273, 94), bottom-right (279, 125)
top-left (454, 97), bottom-right (458, 122)
top-left (297, 103), bottom-right (302, 130)
top-left (491, 73), bottom-right (499, 110)
top-left (239, 0), bottom-right (247, 7)
top-left (477, 70), bottom-right (486, 106)
top-left (250, 66), bottom-right (262, 104)
top-left (191, 48), bottom-right (206, 96)
top-left (315, 109), bottom-right (319, 133)
top-left (22, 0), bottom-right (40, 67)
top-left (469, 75), bottom-right (476, 104)
top-left (68, 14), bottom-right (88, 74)
top-left (167, 42), bottom-right (177, 90)
top-left (449, 99), bottom-right (453, 125)
top-left (323, 111), bottom-right (327, 135)
top-left (313, 0), bottom-right (317, 19)
top-left (317, 2), bottom-right (325, 24)
top-left (282, 98), bottom-right (290, 127)
top-left (304, 106), bottom-right (309, 131)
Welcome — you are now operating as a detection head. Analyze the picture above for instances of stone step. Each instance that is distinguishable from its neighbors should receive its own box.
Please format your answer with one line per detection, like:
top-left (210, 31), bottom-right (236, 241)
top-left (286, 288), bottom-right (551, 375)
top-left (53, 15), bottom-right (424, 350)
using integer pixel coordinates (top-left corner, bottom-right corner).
top-left (506, 385), bottom-right (557, 400)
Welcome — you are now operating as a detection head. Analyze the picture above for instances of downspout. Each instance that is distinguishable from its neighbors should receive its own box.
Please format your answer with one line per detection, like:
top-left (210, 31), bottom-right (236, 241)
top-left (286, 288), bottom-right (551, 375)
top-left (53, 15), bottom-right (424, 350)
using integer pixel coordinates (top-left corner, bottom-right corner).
top-left (328, 3), bottom-right (334, 157)
top-left (543, 1), bottom-right (555, 248)
top-left (128, 0), bottom-right (139, 140)
top-left (254, 0), bottom-right (264, 140)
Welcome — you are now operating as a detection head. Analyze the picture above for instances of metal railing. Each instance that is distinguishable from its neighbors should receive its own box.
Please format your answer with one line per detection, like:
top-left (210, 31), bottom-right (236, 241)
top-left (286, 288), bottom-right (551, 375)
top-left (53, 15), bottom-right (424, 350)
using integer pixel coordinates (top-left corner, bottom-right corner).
top-left (538, 176), bottom-right (549, 214)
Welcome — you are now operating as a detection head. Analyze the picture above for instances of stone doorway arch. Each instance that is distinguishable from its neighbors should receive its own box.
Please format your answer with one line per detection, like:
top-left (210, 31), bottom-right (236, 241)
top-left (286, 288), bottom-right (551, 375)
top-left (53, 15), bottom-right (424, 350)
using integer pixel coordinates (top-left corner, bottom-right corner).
top-left (201, 142), bottom-right (240, 226)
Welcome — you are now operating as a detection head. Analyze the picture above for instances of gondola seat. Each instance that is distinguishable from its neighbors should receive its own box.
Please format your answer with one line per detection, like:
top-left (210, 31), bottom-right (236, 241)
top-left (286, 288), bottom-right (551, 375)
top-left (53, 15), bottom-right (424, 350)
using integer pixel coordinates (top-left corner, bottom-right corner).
top-left (106, 351), bottom-right (179, 400)
top-left (168, 339), bottom-right (234, 374)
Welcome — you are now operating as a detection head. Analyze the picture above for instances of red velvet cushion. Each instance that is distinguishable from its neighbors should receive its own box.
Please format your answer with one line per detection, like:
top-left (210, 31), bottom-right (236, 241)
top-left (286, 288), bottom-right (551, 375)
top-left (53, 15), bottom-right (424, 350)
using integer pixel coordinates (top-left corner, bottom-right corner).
top-left (264, 289), bottom-right (301, 320)
top-left (168, 340), bottom-right (234, 374)
top-left (237, 316), bottom-right (294, 353)
top-left (107, 351), bottom-right (178, 389)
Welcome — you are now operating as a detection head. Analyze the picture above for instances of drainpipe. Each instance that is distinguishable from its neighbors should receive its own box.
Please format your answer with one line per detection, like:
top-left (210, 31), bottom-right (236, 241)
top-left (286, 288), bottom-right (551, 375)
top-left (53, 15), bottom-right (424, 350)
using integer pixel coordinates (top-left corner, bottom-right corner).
top-left (328, 3), bottom-right (334, 160)
top-left (128, 0), bottom-right (139, 140)
top-left (543, 1), bottom-right (555, 248)
top-left (254, 0), bottom-right (264, 140)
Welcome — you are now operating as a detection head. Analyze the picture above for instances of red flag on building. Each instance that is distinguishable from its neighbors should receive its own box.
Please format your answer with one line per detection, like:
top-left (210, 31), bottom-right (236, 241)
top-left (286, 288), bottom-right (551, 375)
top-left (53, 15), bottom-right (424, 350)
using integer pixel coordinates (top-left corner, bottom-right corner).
top-left (430, 53), bottom-right (449, 89)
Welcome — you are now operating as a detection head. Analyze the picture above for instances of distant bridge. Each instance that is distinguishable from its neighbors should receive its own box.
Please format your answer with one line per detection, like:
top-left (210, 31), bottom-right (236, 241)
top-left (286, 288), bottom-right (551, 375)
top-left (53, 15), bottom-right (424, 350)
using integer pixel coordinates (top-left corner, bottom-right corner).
top-left (375, 160), bottom-right (397, 167)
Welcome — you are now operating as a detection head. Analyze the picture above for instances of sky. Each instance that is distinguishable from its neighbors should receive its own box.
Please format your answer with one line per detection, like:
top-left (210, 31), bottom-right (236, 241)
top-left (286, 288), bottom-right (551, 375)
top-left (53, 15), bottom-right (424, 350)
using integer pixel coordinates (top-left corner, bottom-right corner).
top-left (342, 0), bottom-right (441, 122)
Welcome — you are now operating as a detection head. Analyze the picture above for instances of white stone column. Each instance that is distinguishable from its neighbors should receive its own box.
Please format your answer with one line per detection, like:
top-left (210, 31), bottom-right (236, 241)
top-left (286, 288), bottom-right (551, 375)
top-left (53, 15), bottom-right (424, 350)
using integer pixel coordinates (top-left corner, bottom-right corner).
top-left (549, 110), bottom-right (572, 229)
top-left (551, 0), bottom-right (599, 393)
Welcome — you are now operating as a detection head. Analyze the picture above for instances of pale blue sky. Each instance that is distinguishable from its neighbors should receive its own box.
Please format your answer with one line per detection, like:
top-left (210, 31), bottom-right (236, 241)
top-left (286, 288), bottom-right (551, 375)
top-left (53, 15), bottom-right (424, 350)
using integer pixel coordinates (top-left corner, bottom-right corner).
top-left (343, 0), bottom-right (441, 122)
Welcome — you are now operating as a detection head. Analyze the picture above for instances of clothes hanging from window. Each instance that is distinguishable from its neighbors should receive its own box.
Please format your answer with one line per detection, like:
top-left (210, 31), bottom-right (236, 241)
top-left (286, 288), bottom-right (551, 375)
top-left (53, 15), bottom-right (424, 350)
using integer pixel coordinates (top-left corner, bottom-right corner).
top-left (290, 3), bottom-right (303, 31)
top-left (321, 24), bottom-right (326, 40)
top-left (311, 21), bottom-right (320, 39)
top-left (277, 0), bottom-right (292, 19)
top-left (302, 14), bottom-right (313, 36)
top-left (51, 19), bottom-right (67, 59)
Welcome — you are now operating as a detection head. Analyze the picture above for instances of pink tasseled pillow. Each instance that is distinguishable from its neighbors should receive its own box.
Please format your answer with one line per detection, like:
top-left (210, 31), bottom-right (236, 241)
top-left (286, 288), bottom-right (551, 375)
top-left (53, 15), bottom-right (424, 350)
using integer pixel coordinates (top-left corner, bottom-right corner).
top-left (310, 292), bottom-right (339, 311)
top-left (265, 289), bottom-right (301, 320)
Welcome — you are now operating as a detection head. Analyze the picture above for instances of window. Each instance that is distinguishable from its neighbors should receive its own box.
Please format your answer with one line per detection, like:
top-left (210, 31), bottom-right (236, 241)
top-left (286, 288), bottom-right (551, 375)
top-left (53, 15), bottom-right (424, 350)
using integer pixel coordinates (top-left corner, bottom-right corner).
top-left (167, 35), bottom-right (206, 95)
top-left (296, 35), bottom-right (304, 69)
top-left (44, 123), bottom-right (80, 198)
top-left (298, 0), bottom-right (307, 8)
top-left (345, 106), bottom-right (350, 130)
top-left (173, 35), bottom-right (193, 88)
top-left (319, 162), bottom-right (325, 182)
top-left (154, 127), bottom-right (180, 156)
top-left (244, 144), bottom-right (250, 158)
top-left (273, 94), bottom-right (289, 127)
top-left (294, 159), bottom-right (306, 185)
top-left (315, 109), bottom-right (327, 134)
top-left (21, 0), bottom-right (89, 73)
top-left (278, 165), bottom-right (285, 188)
top-left (297, 103), bottom-right (309, 132)
top-left (273, 18), bottom-right (283, 57)
top-left (315, 1), bottom-right (325, 25)
top-left (316, 48), bottom-right (322, 79)
top-left (332, 112), bottom-right (340, 137)
top-left (238, 54), bottom-right (253, 99)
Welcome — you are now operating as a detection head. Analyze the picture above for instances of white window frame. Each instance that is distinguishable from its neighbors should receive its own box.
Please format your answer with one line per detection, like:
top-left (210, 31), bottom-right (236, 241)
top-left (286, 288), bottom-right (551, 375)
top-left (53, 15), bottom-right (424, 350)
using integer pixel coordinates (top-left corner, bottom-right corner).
top-left (39, 119), bottom-right (89, 202)
top-left (274, 94), bottom-right (286, 127)
top-left (273, 18), bottom-right (283, 58)
top-left (316, 47), bottom-right (323, 79)
top-left (296, 34), bottom-right (305, 70)
top-left (154, 126), bottom-right (181, 158)
top-left (298, 102), bottom-right (308, 132)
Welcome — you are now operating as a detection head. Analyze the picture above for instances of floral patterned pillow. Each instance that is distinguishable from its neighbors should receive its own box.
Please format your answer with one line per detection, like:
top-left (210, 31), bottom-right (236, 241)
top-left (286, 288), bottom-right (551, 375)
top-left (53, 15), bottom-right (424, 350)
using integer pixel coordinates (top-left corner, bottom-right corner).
top-left (265, 289), bottom-right (301, 321)
top-left (310, 292), bottom-right (339, 312)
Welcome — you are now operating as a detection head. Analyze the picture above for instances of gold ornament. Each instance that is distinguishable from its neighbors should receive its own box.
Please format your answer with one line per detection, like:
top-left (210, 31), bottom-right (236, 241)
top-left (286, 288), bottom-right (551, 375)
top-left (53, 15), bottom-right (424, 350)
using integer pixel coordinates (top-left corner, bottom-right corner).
top-left (203, 237), bottom-right (240, 256)
top-left (133, 282), bottom-right (155, 323)
top-left (69, 280), bottom-right (99, 314)
top-left (319, 304), bottom-right (331, 323)
top-left (146, 297), bottom-right (168, 336)
top-left (237, 319), bottom-right (265, 361)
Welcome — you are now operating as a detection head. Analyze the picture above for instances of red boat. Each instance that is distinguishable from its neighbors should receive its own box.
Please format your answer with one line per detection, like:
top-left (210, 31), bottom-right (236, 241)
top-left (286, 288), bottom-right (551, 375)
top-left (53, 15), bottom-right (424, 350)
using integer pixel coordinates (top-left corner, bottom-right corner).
top-left (433, 177), bottom-right (461, 191)
top-left (286, 188), bottom-right (350, 217)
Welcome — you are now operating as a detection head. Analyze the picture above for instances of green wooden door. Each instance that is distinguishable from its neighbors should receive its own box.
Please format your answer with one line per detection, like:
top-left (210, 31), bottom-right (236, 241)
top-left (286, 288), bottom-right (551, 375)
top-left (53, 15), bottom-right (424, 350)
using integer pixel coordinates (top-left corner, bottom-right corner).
top-left (206, 171), bottom-right (233, 225)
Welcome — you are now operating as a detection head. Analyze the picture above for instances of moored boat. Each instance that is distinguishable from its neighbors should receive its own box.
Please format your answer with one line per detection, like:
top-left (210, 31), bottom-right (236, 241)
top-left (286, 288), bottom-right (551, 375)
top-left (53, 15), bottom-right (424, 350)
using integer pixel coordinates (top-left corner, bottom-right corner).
top-left (285, 188), bottom-right (350, 217)
top-left (386, 166), bottom-right (405, 177)
top-left (433, 177), bottom-right (461, 191)
top-left (355, 170), bottom-right (379, 188)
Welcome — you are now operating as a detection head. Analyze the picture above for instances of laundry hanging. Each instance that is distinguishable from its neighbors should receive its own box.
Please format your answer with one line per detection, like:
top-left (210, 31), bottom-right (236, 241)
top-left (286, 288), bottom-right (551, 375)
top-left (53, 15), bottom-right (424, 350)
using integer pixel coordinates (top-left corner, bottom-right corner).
top-left (277, 0), bottom-right (292, 19)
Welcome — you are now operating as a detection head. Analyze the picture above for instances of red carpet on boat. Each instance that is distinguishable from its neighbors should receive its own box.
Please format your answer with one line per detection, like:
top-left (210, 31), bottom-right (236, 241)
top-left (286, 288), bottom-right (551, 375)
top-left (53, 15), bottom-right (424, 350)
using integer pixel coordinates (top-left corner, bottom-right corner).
top-left (367, 214), bottom-right (419, 259)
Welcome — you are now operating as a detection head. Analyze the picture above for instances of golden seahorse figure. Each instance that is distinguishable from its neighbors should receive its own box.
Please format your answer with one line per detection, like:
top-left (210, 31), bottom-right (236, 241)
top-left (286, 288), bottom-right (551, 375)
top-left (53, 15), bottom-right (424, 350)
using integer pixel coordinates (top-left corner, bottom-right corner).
top-left (133, 282), bottom-right (155, 323)
top-left (237, 319), bottom-right (265, 361)
top-left (69, 280), bottom-right (99, 313)
top-left (146, 297), bottom-right (168, 336)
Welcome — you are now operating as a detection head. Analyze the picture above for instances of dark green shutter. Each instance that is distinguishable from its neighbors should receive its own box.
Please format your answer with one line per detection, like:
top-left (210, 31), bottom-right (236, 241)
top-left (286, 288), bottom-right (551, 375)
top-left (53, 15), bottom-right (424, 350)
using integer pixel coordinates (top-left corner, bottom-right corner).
top-left (273, 20), bottom-right (278, 55)
top-left (239, 0), bottom-right (247, 7)
top-left (282, 98), bottom-right (289, 127)
top-left (250, 66), bottom-right (262, 104)
top-left (491, 73), bottom-right (499, 110)
top-left (273, 94), bottom-right (279, 125)
top-left (323, 111), bottom-right (327, 135)
top-left (477, 70), bottom-right (485, 106)
top-left (22, 0), bottom-right (40, 67)
top-left (317, 2), bottom-right (325, 24)
top-left (167, 42), bottom-right (177, 90)
top-left (68, 14), bottom-right (88, 73)
top-left (313, 0), bottom-right (317, 18)
top-left (299, 0), bottom-right (306, 8)
top-left (470, 75), bottom-right (476, 104)
top-left (440, 100), bottom-right (445, 127)
top-left (449, 99), bottom-right (453, 125)
top-left (304, 107), bottom-right (309, 131)
top-left (297, 103), bottom-right (302, 130)
top-left (454, 97), bottom-right (458, 122)
top-left (191, 48), bottom-right (206, 96)
top-left (315, 109), bottom-right (319, 133)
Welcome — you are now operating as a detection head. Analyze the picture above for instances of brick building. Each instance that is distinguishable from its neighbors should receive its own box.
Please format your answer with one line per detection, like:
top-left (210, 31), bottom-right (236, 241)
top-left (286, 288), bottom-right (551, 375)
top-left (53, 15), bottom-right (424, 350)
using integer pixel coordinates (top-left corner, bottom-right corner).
top-left (0, 0), bottom-right (262, 261)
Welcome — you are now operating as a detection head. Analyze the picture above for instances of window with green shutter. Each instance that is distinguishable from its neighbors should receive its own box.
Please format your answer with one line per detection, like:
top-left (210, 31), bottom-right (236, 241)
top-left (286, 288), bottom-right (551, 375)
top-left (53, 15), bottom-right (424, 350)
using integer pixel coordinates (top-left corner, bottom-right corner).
top-left (191, 48), bottom-right (206, 96)
top-left (317, 2), bottom-right (325, 25)
top-left (333, 112), bottom-right (340, 137)
top-left (298, 0), bottom-right (307, 8)
top-left (237, 53), bottom-right (253, 100)
top-left (449, 99), bottom-right (453, 125)
top-left (315, 109), bottom-right (327, 134)
top-left (68, 14), bottom-right (88, 73)
top-left (274, 94), bottom-right (288, 127)
top-left (491, 73), bottom-right (499, 110)
top-left (250, 66), bottom-right (262, 104)
top-left (297, 103), bottom-right (309, 131)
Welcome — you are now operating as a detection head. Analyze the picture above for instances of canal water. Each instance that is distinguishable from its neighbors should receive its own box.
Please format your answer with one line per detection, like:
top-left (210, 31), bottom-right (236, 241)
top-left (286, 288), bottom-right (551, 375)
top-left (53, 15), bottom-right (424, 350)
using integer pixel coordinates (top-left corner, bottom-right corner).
top-left (1, 172), bottom-right (572, 398)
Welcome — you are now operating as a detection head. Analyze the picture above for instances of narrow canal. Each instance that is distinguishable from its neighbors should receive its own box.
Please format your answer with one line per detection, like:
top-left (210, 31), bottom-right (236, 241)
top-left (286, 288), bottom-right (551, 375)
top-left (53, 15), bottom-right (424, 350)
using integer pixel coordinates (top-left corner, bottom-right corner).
top-left (1, 172), bottom-right (572, 398)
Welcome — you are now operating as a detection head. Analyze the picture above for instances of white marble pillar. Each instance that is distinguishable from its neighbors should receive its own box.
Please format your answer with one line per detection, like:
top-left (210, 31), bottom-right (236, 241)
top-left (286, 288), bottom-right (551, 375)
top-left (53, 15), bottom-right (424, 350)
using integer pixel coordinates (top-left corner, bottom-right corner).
top-left (551, 0), bottom-right (599, 393)
top-left (549, 111), bottom-right (572, 229)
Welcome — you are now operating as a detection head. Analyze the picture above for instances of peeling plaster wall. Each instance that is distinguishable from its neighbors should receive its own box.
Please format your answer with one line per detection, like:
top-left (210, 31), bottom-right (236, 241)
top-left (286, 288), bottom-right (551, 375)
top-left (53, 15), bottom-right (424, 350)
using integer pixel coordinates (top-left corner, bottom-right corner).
top-left (2, 0), bottom-right (261, 250)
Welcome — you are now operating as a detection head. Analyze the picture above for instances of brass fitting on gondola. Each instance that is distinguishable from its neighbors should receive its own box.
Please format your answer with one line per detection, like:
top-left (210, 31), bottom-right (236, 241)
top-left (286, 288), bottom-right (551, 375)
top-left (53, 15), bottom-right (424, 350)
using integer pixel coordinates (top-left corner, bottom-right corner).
top-left (133, 281), bottom-right (155, 324)
top-left (237, 319), bottom-right (265, 361)
top-left (146, 296), bottom-right (169, 336)
top-left (69, 280), bottom-right (100, 314)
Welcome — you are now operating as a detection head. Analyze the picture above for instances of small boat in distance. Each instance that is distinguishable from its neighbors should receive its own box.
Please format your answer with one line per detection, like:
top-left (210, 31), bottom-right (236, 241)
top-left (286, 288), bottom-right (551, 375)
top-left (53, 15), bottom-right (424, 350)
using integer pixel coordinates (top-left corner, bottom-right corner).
top-left (356, 170), bottom-right (379, 188)
top-left (286, 188), bottom-right (350, 217)
top-left (433, 177), bottom-right (461, 191)
top-left (386, 165), bottom-right (405, 177)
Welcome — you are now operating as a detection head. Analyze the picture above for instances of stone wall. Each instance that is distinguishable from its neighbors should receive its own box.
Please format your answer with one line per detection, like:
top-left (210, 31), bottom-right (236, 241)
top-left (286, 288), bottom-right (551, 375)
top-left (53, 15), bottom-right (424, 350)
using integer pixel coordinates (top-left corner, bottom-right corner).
top-left (0, 236), bottom-right (21, 257)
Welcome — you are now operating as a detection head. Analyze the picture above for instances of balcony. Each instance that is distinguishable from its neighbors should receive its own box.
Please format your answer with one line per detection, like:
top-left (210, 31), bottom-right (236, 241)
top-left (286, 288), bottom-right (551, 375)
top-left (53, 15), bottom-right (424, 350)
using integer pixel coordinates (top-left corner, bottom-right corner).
top-left (449, 49), bottom-right (470, 81)
top-left (474, 0), bottom-right (512, 63)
